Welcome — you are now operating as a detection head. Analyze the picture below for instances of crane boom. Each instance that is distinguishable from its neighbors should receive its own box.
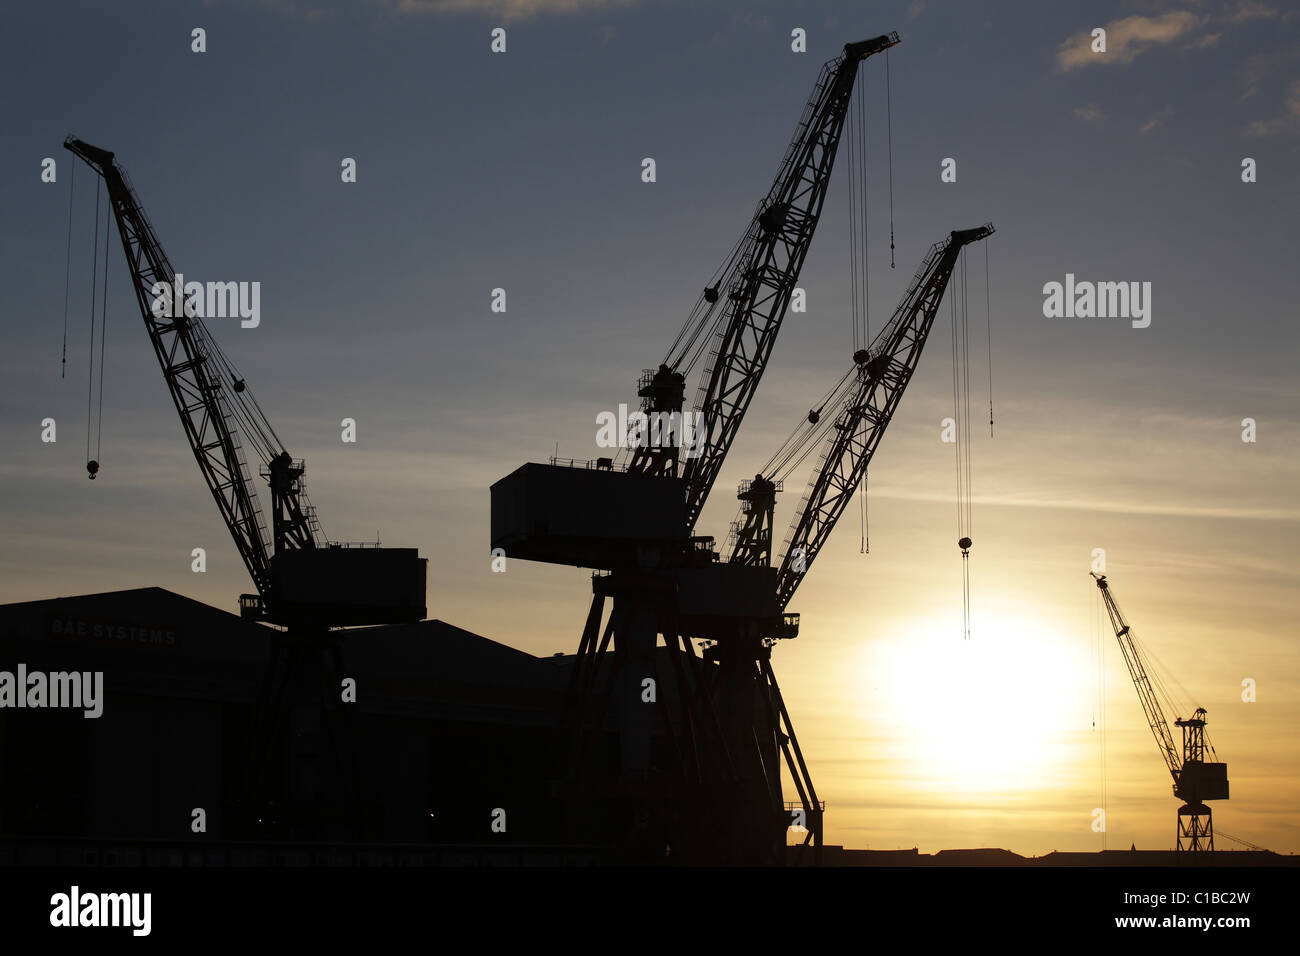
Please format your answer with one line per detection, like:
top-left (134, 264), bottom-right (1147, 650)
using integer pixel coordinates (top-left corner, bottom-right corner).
top-left (1092, 572), bottom-right (1182, 787)
top-left (64, 138), bottom-right (425, 629)
top-left (762, 225), bottom-right (993, 609)
top-left (63, 137), bottom-right (310, 603)
top-left (629, 34), bottom-right (901, 537)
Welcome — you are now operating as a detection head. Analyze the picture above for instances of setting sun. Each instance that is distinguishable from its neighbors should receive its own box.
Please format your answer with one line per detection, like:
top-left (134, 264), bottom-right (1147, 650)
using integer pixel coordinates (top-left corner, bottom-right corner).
top-left (861, 612), bottom-right (1094, 796)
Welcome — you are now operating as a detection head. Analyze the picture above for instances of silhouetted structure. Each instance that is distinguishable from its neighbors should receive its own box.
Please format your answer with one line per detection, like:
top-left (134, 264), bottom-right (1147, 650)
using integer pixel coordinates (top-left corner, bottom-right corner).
top-left (1093, 573), bottom-right (1229, 851)
top-left (491, 33), bottom-right (903, 866)
top-left (0, 589), bottom-right (560, 851)
top-left (62, 138), bottom-right (427, 837)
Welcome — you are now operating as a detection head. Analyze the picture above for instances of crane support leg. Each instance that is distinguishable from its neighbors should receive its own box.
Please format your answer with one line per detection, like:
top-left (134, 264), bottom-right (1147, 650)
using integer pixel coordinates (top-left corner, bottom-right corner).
top-left (243, 629), bottom-right (360, 840)
top-left (761, 656), bottom-right (823, 863)
top-left (556, 573), bottom-right (823, 863)
top-left (1177, 803), bottom-right (1214, 853)
top-left (560, 574), bottom-right (785, 862)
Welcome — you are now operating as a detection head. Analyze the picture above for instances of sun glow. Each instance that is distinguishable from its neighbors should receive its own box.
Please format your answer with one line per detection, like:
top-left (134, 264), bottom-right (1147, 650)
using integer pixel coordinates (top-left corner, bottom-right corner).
top-left (861, 610), bottom-right (1094, 796)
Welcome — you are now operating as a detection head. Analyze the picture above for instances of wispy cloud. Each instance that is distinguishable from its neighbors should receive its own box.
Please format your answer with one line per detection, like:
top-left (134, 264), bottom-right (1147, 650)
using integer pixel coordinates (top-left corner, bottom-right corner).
top-left (1247, 78), bottom-right (1300, 134)
top-left (1241, 44), bottom-right (1300, 100)
top-left (1073, 103), bottom-right (1107, 125)
top-left (1140, 104), bottom-right (1175, 133)
top-left (1056, 11), bottom-right (1206, 71)
top-left (1185, 31), bottom-right (1221, 50)
top-left (1224, 0), bottom-right (1279, 23)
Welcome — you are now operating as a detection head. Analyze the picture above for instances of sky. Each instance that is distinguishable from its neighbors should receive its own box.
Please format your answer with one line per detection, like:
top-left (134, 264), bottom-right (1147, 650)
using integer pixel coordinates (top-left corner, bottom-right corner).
top-left (1, 0), bottom-right (1298, 855)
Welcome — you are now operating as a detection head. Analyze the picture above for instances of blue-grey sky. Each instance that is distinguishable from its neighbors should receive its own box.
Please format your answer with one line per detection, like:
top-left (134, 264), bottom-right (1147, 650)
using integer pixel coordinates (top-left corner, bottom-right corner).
top-left (2, 0), bottom-right (1298, 853)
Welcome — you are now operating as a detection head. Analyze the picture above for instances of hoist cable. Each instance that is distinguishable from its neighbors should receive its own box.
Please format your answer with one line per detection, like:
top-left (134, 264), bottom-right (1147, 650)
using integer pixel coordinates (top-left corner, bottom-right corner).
top-left (760, 366), bottom-right (855, 478)
top-left (949, 287), bottom-right (960, 533)
top-left (950, 252), bottom-right (974, 639)
top-left (61, 160), bottom-right (76, 379)
top-left (885, 48), bottom-right (895, 269)
top-left (95, 201), bottom-right (110, 462)
top-left (858, 67), bottom-right (870, 345)
top-left (859, 473), bottom-right (868, 554)
top-left (847, 81), bottom-right (860, 355)
top-left (963, 252), bottom-right (973, 537)
top-left (86, 177), bottom-right (100, 463)
top-left (985, 239), bottom-right (994, 437)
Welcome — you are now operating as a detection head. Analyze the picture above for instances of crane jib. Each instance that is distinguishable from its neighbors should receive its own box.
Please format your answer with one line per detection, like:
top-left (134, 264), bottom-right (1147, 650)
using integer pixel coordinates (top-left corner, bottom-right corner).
top-left (61, 136), bottom-right (426, 627)
top-left (676, 33), bottom-right (902, 534)
top-left (769, 225), bottom-right (993, 611)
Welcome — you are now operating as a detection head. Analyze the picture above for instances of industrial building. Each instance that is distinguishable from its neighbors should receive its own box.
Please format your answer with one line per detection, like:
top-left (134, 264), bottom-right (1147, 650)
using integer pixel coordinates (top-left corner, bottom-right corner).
top-left (0, 587), bottom-right (573, 858)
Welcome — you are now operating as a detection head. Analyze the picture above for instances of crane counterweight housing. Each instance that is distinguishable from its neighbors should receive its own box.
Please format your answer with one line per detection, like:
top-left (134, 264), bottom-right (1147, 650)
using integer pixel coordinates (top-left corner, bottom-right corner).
top-left (490, 462), bottom-right (686, 568)
top-left (1179, 759), bottom-right (1229, 803)
top-left (265, 547), bottom-right (427, 627)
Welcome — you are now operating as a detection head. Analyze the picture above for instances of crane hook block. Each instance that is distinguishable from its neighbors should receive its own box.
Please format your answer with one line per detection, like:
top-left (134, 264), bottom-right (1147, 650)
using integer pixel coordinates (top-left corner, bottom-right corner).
top-left (958, 536), bottom-right (972, 553)
top-left (704, 285), bottom-right (720, 304)
top-left (86, 460), bottom-right (100, 480)
top-left (807, 409), bottom-right (820, 425)
top-left (233, 377), bottom-right (246, 393)
top-left (853, 348), bottom-right (870, 366)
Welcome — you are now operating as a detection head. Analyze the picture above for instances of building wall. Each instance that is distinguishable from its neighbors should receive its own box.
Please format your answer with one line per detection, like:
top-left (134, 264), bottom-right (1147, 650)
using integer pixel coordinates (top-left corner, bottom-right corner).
top-left (0, 589), bottom-right (569, 849)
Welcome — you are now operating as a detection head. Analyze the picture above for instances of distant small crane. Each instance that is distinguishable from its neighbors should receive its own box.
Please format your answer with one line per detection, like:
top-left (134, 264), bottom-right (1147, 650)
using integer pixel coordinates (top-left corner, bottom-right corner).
top-left (1092, 573), bottom-right (1229, 851)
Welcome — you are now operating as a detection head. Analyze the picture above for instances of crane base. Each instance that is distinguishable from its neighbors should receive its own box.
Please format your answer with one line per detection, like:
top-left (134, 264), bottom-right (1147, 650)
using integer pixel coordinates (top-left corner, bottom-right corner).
top-left (1176, 803), bottom-right (1214, 852)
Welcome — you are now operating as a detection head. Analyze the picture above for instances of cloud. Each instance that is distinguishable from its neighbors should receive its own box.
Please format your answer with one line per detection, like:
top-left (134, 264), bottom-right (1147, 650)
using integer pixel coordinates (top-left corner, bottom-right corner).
top-left (1073, 104), bottom-right (1107, 125)
top-left (1140, 104), bottom-right (1175, 133)
top-left (1223, 0), bottom-right (1278, 22)
top-left (1056, 11), bottom-right (1205, 70)
top-left (1240, 45), bottom-right (1300, 99)
top-left (1247, 78), bottom-right (1300, 135)
top-left (388, 0), bottom-right (632, 21)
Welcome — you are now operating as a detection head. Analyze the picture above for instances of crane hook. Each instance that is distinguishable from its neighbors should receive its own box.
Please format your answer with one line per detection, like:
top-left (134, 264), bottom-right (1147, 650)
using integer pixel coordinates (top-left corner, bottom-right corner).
top-left (86, 459), bottom-right (100, 480)
top-left (958, 535), bottom-right (972, 555)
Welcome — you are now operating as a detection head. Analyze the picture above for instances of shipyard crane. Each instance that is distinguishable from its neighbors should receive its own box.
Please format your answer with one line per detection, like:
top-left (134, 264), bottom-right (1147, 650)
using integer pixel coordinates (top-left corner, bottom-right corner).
top-left (63, 137), bottom-right (426, 836)
top-left (1092, 573), bottom-right (1228, 851)
top-left (731, 225), bottom-right (995, 599)
top-left (491, 35), bottom-right (900, 863)
top-left (709, 224), bottom-right (994, 854)
top-left (632, 33), bottom-right (901, 536)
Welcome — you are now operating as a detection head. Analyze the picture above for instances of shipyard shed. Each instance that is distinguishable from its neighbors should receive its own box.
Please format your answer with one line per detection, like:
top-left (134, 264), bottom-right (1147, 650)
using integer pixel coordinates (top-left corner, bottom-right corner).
top-left (0, 588), bottom-right (569, 854)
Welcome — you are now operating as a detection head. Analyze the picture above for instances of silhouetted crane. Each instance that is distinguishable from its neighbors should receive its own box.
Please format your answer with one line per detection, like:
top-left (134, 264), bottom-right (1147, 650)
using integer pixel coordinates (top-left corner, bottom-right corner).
top-left (1092, 572), bottom-right (1228, 851)
top-left (64, 137), bottom-right (427, 837)
top-left (712, 224), bottom-right (994, 853)
top-left (493, 34), bottom-right (914, 863)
